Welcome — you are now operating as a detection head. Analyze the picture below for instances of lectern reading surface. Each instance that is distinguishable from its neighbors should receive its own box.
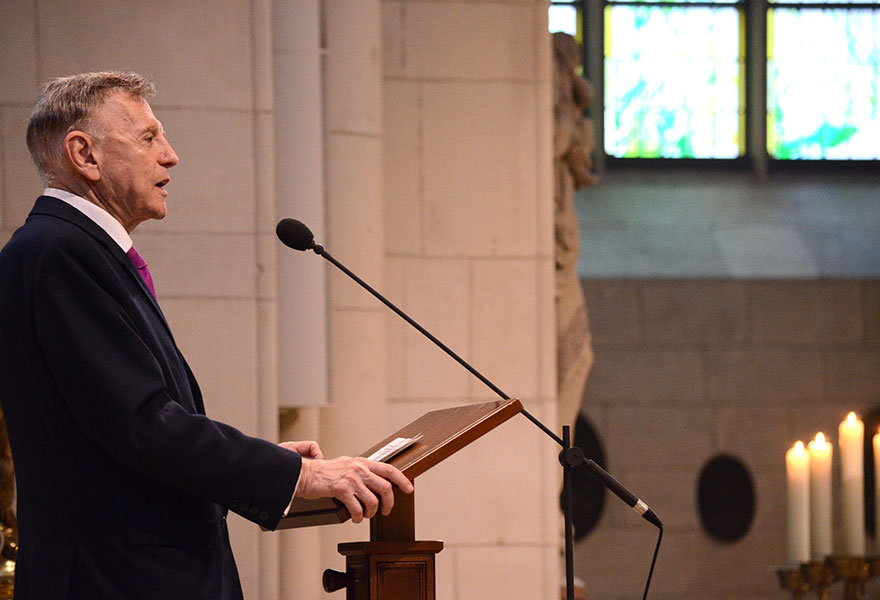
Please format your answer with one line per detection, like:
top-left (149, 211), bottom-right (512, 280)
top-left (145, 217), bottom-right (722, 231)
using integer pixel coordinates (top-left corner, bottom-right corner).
top-left (274, 399), bottom-right (523, 599)
top-left (276, 398), bottom-right (523, 530)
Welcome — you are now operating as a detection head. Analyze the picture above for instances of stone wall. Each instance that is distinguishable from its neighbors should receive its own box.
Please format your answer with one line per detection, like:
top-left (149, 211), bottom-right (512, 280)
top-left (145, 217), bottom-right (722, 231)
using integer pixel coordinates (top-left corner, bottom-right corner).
top-left (1, 1), bottom-right (558, 599)
top-left (0, 1), bottom-right (277, 595)
top-left (577, 278), bottom-right (880, 599)
top-left (380, 2), bottom-right (560, 598)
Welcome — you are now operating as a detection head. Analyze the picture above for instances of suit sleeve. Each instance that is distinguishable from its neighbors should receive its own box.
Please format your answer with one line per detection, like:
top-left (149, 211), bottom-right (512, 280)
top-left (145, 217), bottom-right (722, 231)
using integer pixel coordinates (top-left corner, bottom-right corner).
top-left (31, 241), bottom-right (301, 530)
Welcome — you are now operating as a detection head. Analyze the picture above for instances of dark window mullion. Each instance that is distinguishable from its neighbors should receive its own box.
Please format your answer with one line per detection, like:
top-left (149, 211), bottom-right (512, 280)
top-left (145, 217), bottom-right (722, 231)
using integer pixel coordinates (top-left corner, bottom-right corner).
top-left (747, 0), bottom-right (768, 173)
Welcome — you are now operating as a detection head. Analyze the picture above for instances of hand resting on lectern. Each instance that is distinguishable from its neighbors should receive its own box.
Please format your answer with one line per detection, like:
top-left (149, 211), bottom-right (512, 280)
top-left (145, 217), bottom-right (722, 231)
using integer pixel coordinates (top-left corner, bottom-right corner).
top-left (284, 441), bottom-right (414, 523)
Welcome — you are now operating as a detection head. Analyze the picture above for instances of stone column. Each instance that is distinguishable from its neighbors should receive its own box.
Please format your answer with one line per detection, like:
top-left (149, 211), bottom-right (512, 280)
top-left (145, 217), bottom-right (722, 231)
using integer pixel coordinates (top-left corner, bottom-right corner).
top-left (253, 0), bottom-right (282, 597)
top-left (272, 1), bottom-right (327, 598)
top-left (274, 0), bottom-right (329, 409)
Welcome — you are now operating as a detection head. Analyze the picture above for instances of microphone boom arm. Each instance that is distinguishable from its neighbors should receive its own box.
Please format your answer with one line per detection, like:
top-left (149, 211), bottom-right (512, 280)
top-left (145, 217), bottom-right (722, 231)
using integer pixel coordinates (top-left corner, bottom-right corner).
top-left (279, 222), bottom-right (663, 600)
top-left (312, 244), bottom-right (564, 446)
top-left (312, 242), bottom-right (662, 524)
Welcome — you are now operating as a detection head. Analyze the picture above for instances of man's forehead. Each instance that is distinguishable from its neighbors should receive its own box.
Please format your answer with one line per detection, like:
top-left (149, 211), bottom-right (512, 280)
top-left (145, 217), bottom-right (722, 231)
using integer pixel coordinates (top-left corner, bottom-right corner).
top-left (96, 90), bottom-right (161, 130)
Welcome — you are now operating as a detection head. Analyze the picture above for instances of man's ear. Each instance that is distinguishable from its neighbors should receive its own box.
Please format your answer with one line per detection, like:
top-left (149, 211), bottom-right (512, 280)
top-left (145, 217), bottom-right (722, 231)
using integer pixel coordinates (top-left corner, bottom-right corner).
top-left (63, 131), bottom-right (100, 182)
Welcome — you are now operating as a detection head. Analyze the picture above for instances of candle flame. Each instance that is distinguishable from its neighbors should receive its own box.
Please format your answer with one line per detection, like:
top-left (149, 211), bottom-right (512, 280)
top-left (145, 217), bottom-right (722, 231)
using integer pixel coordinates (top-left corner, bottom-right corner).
top-left (847, 411), bottom-right (858, 426)
top-left (816, 432), bottom-right (826, 446)
top-left (794, 440), bottom-right (805, 454)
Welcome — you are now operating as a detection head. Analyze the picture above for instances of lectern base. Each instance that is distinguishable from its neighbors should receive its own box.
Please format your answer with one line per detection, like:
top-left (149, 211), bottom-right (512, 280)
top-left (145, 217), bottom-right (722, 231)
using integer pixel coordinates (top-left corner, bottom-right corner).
top-left (337, 541), bottom-right (443, 600)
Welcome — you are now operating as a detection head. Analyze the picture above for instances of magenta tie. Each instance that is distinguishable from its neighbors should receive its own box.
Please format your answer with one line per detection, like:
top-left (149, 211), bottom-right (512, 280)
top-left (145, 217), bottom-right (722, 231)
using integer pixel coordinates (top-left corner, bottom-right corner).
top-left (126, 246), bottom-right (157, 299)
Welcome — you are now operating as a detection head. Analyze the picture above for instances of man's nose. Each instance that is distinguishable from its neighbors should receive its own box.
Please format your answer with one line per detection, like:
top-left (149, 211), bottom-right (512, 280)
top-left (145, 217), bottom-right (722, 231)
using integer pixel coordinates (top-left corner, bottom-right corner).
top-left (160, 138), bottom-right (179, 168)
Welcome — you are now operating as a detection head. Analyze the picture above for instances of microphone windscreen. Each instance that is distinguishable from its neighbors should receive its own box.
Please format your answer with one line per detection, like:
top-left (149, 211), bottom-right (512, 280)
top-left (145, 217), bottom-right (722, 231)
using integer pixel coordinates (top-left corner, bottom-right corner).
top-left (276, 218), bottom-right (315, 251)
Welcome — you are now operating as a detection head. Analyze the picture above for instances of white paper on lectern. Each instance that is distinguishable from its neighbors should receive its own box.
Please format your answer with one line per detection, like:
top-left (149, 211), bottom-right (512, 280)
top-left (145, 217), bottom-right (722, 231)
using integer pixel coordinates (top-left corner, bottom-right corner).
top-left (368, 435), bottom-right (421, 462)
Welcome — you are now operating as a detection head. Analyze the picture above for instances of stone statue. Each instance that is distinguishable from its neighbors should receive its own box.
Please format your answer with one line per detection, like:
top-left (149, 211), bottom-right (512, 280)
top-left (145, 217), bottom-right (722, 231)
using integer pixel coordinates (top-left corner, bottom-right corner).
top-left (553, 32), bottom-right (598, 429)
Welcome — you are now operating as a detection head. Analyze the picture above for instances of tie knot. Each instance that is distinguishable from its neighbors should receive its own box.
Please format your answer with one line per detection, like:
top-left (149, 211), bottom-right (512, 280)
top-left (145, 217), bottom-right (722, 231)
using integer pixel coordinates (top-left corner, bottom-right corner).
top-left (126, 246), bottom-right (156, 300)
top-left (126, 246), bottom-right (147, 269)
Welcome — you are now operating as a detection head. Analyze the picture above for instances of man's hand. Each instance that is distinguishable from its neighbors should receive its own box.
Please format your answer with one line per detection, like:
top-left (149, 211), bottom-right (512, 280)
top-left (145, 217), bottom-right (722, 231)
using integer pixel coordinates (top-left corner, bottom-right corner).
top-left (279, 440), bottom-right (323, 459)
top-left (296, 457), bottom-right (414, 523)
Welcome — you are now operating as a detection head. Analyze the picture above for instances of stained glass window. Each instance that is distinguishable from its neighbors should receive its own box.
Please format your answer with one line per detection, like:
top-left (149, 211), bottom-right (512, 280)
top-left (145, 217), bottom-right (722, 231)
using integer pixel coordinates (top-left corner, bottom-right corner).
top-left (550, 0), bottom-right (879, 163)
top-left (767, 3), bottom-right (880, 160)
top-left (550, 3), bottom-right (580, 38)
top-left (604, 1), bottom-right (745, 159)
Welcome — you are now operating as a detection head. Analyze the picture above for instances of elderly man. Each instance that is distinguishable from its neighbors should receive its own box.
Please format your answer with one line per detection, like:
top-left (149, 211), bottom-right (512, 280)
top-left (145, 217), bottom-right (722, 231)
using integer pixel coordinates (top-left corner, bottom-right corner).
top-left (0, 71), bottom-right (412, 599)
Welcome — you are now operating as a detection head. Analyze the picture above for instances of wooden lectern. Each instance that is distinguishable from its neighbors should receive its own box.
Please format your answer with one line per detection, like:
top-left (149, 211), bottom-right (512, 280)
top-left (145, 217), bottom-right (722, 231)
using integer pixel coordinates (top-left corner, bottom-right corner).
top-left (275, 398), bottom-right (523, 600)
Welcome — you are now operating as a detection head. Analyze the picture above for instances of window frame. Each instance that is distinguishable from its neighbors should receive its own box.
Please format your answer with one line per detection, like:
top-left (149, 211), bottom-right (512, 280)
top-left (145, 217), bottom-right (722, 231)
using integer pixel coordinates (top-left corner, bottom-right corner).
top-left (553, 0), bottom-right (880, 173)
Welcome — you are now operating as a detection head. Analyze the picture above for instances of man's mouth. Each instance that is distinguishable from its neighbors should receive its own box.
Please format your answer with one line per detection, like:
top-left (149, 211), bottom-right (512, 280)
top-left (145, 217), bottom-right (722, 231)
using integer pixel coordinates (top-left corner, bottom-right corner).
top-left (155, 179), bottom-right (170, 195)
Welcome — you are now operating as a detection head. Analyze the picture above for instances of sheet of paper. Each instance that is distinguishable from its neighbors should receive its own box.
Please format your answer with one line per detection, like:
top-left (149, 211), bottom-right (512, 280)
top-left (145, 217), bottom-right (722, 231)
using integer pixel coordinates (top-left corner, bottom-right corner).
top-left (368, 435), bottom-right (421, 462)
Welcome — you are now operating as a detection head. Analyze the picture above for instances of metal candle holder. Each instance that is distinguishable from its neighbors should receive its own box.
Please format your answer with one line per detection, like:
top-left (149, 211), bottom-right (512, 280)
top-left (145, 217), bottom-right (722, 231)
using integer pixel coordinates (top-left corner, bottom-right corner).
top-left (776, 566), bottom-right (811, 600)
top-left (828, 556), bottom-right (871, 600)
top-left (803, 560), bottom-right (836, 600)
top-left (775, 557), bottom-right (876, 600)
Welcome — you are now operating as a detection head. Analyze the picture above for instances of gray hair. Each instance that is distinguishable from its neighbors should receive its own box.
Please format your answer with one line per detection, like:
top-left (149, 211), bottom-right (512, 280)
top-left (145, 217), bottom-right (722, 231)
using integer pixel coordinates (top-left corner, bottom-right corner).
top-left (26, 71), bottom-right (156, 178)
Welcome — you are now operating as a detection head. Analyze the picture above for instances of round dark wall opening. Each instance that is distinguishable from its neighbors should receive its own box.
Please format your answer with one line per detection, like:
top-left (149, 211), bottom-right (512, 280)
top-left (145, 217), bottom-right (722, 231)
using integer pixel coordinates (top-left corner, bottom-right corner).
top-left (559, 414), bottom-right (606, 541)
top-left (697, 453), bottom-right (755, 543)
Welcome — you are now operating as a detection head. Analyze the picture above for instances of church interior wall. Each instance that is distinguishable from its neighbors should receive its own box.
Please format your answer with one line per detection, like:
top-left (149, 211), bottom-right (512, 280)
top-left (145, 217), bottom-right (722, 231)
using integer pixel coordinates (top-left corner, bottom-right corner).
top-left (1, 1), bottom-right (557, 598)
top-left (7, 1), bottom-right (874, 599)
top-left (578, 278), bottom-right (880, 599)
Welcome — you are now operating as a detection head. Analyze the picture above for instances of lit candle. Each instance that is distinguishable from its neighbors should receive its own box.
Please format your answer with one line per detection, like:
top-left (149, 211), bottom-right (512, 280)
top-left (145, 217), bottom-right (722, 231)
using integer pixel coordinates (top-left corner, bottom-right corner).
top-left (874, 430), bottom-right (880, 543)
top-left (808, 432), bottom-right (833, 560)
top-left (839, 412), bottom-right (865, 555)
top-left (786, 441), bottom-right (810, 565)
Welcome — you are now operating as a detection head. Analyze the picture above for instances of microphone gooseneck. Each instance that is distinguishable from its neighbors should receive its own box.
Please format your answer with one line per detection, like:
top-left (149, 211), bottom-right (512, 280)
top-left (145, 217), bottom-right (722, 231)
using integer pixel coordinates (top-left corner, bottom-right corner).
top-left (276, 217), bottom-right (663, 599)
top-left (274, 217), bottom-right (662, 524)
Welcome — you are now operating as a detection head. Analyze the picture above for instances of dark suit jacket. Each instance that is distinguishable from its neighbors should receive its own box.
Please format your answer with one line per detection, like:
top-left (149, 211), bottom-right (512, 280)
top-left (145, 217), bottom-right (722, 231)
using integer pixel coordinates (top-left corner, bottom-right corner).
top-left (0, 196), bottom-right (302, 599)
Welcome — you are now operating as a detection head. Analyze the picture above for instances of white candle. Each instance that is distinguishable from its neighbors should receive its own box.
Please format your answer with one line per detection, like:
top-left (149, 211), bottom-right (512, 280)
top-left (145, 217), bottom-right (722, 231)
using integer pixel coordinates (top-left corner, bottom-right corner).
top-left (839, 412), bottom-right (865, 555)
top-left (874, 431), bottom-right (880, 543)
top-left (786, 441), bottom-right (810, 565)
top-left (808, 432), bottom-right (833, 560)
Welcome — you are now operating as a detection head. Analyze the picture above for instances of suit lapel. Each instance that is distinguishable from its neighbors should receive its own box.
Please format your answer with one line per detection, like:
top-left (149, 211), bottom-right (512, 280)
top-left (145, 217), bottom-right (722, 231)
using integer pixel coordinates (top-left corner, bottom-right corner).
top-left (29, 196), bottom-right (174, 337)
top-left (28, 196), bottom-right (204, 417)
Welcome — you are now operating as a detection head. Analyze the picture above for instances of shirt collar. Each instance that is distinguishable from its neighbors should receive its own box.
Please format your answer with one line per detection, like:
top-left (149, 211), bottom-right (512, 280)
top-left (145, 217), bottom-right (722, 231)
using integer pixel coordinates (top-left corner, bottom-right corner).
top-left (43, 188), bottom-right (133, 252)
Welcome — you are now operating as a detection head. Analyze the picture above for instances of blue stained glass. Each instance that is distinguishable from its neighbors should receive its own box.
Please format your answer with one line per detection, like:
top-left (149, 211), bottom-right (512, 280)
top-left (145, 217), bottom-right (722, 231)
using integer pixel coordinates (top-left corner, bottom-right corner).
top-left (611, 0), bottom-right (740, 4)
top-left (768, 7), bottom-right (880, 159)
top-left (769, 0), bottom-right (877, 4)
top-left (604, 4), bottom-right (745, 158)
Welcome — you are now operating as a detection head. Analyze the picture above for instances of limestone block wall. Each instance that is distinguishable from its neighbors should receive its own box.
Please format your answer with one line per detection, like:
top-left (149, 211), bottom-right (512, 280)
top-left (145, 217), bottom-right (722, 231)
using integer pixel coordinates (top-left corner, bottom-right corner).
top-left (578, 278), bottom-right (880, 600)
top-left (381, 1), bottom-right (560, 598)
top-left (0, 1), bottom-right (278, 596)
top-left (1, 1), bottom-right (559, 599)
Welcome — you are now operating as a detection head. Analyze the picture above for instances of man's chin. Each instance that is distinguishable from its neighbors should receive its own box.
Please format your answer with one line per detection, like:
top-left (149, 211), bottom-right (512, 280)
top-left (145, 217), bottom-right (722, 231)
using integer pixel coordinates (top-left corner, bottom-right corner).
top-left (129, 205), bottom-right (167, 232)
top-left (151, 199), bottom-right (168, 220)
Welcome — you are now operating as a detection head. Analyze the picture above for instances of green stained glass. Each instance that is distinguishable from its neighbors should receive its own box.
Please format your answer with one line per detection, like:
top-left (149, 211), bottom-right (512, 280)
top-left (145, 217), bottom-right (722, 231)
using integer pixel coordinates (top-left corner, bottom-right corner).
top-left (616, 0), bottom-right (739, 3)
top-left (604, 4), bottom-right (745, 159)
top-left (768, 7), bottom-right (880, 160)
top-left (769, 0), bottom-right (878, 4)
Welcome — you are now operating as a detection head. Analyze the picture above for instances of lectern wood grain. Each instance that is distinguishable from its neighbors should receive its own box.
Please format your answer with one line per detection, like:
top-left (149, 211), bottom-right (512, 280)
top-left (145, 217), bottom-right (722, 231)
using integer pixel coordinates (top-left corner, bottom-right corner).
top-left (276, 398), bottom-right (523, 530)
top-left (338, 542), bottom-right (444, 600)
top-left (274, 399), bottom-right (523, 600)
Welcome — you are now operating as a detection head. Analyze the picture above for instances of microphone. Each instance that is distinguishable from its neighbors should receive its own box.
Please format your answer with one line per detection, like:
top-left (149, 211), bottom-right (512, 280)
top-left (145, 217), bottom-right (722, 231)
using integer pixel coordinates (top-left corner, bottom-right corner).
top-left (561, 447), bottom-right (662, 528)
top-left (276, 218), bottom-right (318, 252)
top-left (274, 218), bottom-right (662, 530)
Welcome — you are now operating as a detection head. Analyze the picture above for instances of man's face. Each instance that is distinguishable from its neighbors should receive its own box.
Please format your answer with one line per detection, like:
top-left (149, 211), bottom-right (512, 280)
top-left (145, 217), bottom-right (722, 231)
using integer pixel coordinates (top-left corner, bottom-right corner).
top-left (88, 90), bottom-right (179, 232)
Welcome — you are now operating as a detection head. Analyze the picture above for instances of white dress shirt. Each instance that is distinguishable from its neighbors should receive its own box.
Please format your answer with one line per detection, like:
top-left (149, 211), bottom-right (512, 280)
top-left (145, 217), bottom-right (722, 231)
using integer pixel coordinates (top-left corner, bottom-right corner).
top-left (43, 187), bottom-right (133, 252)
